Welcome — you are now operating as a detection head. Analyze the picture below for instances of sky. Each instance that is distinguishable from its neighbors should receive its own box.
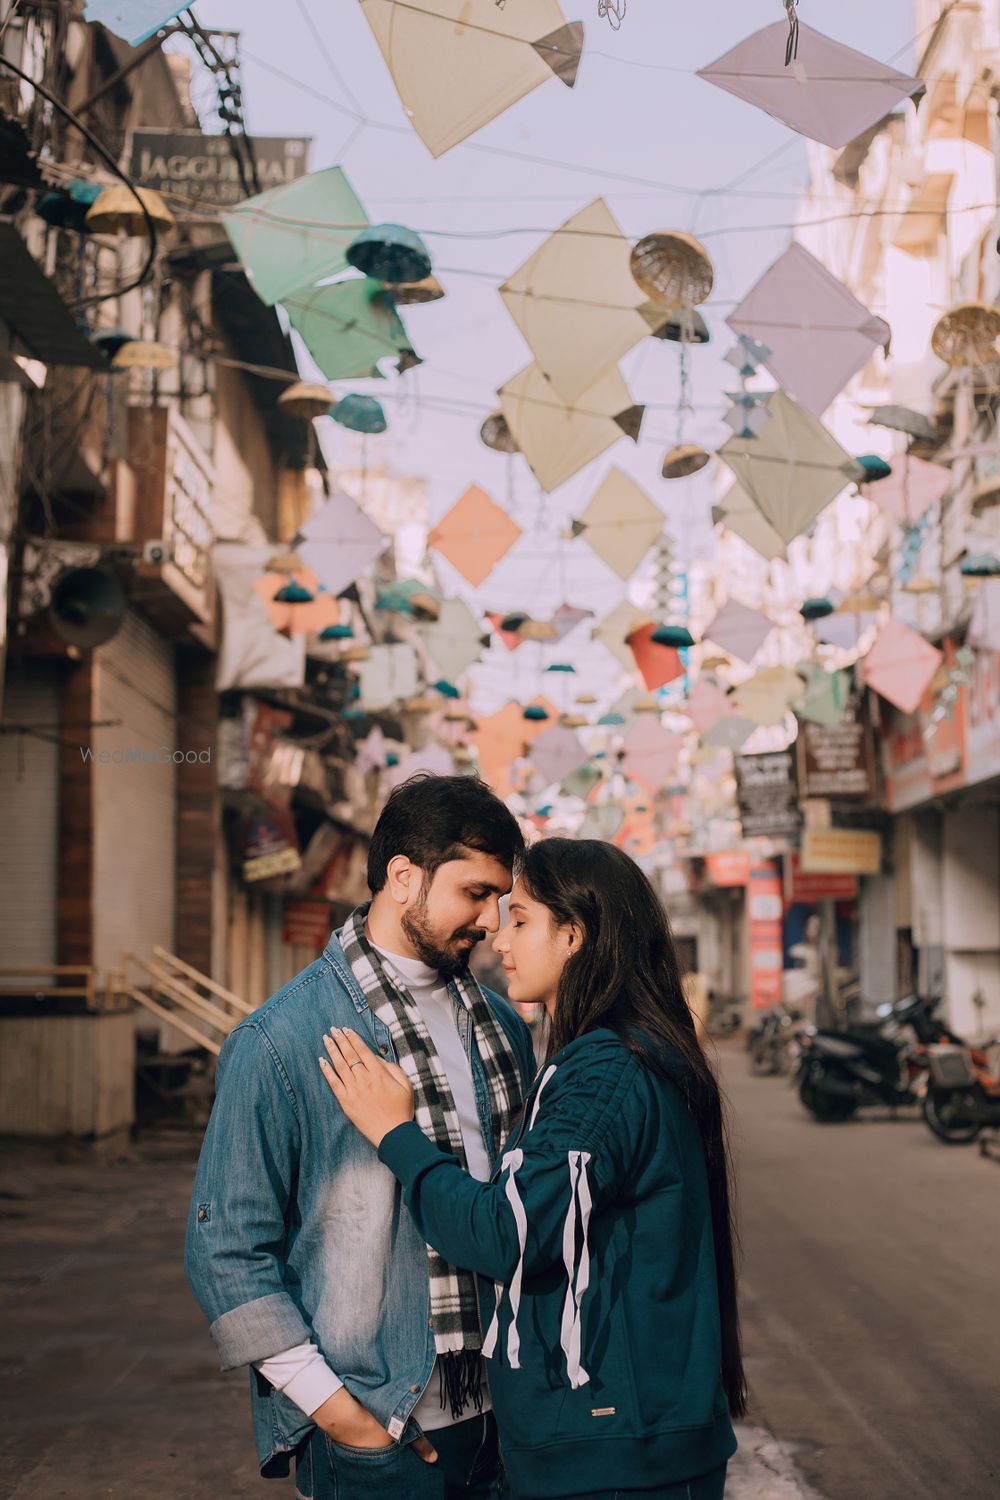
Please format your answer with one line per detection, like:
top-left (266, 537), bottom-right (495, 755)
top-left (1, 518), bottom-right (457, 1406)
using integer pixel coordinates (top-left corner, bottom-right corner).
top-left (185, 0), bottom-right (919, 711)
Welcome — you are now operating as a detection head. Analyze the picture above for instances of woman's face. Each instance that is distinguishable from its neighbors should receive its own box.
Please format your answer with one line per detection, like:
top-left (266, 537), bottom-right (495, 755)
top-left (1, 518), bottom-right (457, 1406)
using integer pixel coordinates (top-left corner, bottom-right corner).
top-left (492, 878), bottom-right (577, 1015)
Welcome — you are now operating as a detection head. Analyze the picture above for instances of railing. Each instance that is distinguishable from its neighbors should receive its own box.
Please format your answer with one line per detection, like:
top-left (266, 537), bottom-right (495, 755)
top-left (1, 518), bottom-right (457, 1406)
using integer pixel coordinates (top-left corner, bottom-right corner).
top-left (0, 965), bottom-right (118, 1011)
top-left (118, 947), bottom-right (253, 1057)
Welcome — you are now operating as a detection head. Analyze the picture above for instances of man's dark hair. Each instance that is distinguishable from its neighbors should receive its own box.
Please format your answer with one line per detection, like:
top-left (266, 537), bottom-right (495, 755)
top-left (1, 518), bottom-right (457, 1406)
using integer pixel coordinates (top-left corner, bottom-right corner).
top-left (367, 774), bottom-right (524, 893)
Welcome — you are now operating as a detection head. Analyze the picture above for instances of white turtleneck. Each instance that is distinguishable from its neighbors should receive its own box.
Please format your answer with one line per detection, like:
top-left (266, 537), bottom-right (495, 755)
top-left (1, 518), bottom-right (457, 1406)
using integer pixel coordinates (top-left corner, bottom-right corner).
top-left (253, 944), bottom-right (492, 1431)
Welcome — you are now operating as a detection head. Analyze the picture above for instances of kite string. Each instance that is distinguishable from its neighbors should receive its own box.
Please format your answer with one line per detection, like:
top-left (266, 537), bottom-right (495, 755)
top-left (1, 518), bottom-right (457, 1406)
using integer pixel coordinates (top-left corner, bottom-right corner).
top-left (598, 0), bottom-right (627, 29)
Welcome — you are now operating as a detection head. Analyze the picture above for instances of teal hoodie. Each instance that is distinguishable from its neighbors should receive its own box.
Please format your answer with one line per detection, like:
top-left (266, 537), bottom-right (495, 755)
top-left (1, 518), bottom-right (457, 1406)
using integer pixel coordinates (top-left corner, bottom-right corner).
top-left (378, 1028), bottom-right (737, 1498)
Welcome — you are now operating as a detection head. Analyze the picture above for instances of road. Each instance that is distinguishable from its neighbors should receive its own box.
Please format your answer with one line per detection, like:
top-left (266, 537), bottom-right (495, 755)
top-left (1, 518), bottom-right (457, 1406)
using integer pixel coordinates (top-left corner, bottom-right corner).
top-left (723, 1040), bottom-right (1000, 1500)
top-left (1, 1046), bottom-right (997, 1499)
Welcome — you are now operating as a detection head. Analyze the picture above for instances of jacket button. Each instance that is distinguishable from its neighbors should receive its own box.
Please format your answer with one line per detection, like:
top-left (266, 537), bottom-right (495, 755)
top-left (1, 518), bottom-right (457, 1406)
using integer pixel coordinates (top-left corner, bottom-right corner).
top-left (380, 1046), bottom-right (388, 1055)
top-left (428, 1317), bottom-right (434, 1327)
top-left (410, 1384), bottom-right (421, 1394)
top-left (197, 1208), bottom-right (207, 1221)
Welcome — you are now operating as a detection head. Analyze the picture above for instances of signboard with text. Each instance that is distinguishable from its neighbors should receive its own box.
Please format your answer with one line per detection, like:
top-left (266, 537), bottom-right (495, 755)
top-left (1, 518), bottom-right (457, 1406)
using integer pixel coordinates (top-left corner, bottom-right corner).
top-left (128, 130), bottom-right (310, 209)
top-left (735, 750), bottom-right (801, 839)
top-left (800, 828), bottom-right (881, 876)
top-left (796, 705), bottom-right (874, 801)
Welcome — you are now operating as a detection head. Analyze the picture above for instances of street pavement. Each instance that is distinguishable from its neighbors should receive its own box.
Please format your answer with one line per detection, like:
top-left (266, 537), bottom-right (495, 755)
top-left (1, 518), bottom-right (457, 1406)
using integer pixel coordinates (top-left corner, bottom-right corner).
top-left (0, 1040), bottom-right (996, 1499)
top-left (723, 1040), bottom-right (1000, 1500)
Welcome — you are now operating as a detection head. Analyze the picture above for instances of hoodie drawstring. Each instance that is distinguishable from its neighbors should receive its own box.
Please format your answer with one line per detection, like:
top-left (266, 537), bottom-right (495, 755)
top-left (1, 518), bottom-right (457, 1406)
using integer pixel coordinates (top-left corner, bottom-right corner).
top-left (482, 1147), bottom-right (525, 1366)
top-left (559, 1150), bottom-right (593, 1389)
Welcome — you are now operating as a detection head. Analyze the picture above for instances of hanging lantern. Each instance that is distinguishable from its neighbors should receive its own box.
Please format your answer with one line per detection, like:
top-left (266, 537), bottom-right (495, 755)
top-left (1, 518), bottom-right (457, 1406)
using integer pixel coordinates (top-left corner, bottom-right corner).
top-left (434, 678), bottom-right (461, 698)
top-left (265, 551), bottom-right (306, 575)
top-left (931, 302), bottom-right (1000, 368)
top-left (346, 223), bottom-right (432, 284)
top-left (274, 579), bottom-right (314, 603)
top-left (651, 624), bottom-right (695, 648)
top-left (576, 692), bottom-right (597, 704)
top-left (518, 619), bottom-right (558, 642)
top-left (629, 231), bottom-right (714, 309)
top-left (443, 705), bottom-right (471, 723)
top-left (332, 394), bottom-right (387, 433)
top-left (661, 443), bottom-right (710, 479)
top-left (85, 185), bottom-right (175, 237)
top-left (800, 597), bottom-right (835, 621)
top-left (385, 275), bottom-right (445, 305)
top-left (38, 178), bottom-right (104, 232)
top-left (111, 341), bottom-right (178, 370)
top-left (598, 712), bottom-right (626, 726)
top-left (651, 309), bottom-right (710, 344)
top-left (855, 454), bottom-right (893, 483)
top-left (375, 579), bottom-right (440, 619)
top-left (546, 662), bottom-right (576, 673)
top-left (341, 645), bottom-right (370, 663)
top-left (480, 410), bottom-right (520, 454)
top-left (634, 694), bottom-right (661, 712)
top-left (277, 381), bottom-right (333, 420)
top-left (867, 405), bottom-right (937, 442)
top-left (901, 574), bottom-right (938, 593)
top-left (560, 713), bottom-right (588, 728)
top-left (403, 694), bottom-right (438, 713)
top-left (522, 705), bottom-right (550, 721)
top-left (319, 623), bottom-right (354, 640)
top-left (500, 610), bottom-right (529, 632)
top-left (961, 553), bottom-right (1000, 577)
top-left (91, 328), bottom-right (133, 360)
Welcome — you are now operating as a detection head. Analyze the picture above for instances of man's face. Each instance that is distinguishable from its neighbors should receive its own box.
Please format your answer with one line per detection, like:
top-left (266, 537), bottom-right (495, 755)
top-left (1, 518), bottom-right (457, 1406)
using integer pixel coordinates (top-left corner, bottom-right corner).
top-left (401, 851), bottom-right (513, 977)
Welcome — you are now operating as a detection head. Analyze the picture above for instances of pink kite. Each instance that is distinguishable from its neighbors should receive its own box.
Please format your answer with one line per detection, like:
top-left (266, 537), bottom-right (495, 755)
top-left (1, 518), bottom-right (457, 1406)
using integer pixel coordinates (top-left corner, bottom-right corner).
top-left (862, 618), bottom-right (942, 716)
top-left (698, 22), bottom-right (923, 151)
top-left (727, 244), bottom-right (890, 417)
top-left (860, 455), bottom-right (953, 524)
top-left (428, 485), bottom-right (522, 588)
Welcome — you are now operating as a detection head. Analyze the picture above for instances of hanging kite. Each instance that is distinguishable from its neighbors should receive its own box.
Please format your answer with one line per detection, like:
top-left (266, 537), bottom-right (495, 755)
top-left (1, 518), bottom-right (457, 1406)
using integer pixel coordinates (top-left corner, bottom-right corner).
top-left (729, 666), bottom-right (805, 728)
top-left (427, 485), bottom-right (523, 587)
top-left (712, 480), bottom-right (786, 563)
top-left (717, 389), bottom-right (864, 545)
top-left (281, 277), bottom-right (416, 381)
top-left (419, 596), bottom-right (489, 682)
top-left (295, 487), bottom-right (389, 597)
top-left (862, 618), bottom-right (942, 716)
top-left (83, 1), bottom-right (187, 44)
top-left (500, 199), bottom-right (669, 404)
top-left (223, 167), bottom-right (369, 308)
top-left (592, 600), bottom-right (655, 670)
top-left (572, 467), bottom-right (663, 580)
top-left (621, 718), bottom-right (683, 792)
top-left (359, 0), bottom-right (583, 158)
top-left (859, 454), bottom-right (952, 524)
top-left (627, 622), bottom-right (685, 692)
top-left (529, 724), bottom-right (589, 787)
top-left (356, 643), bottom-right (421, 710)
top-left (727, 244), bottom-right (890, 416)
top-left (703, 598), bottom-right (773, 663)
top-left (697, 22), bottom-right (923, 150)
top-left (499, 362), bottom-right (644, 492)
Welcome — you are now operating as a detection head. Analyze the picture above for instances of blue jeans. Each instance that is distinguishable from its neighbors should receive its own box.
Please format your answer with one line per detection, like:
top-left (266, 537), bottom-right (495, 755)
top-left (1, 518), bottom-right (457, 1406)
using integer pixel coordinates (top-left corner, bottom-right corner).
top-left (518, 1465), bottom-right (728, 1500)
top-left (300, 1411), bottom-right (503, 1500)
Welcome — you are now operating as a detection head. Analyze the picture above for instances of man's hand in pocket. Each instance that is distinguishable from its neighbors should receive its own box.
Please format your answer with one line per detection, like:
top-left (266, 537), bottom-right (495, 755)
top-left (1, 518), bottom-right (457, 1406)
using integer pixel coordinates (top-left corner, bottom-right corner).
top-left (311, 1388), bottom-right (438, 1463)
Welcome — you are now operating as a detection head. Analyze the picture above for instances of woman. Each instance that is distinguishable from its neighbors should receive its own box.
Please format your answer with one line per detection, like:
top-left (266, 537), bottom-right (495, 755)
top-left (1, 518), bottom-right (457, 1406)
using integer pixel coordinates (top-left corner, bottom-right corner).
top-left (319, 839), bottom-right (746, 1500)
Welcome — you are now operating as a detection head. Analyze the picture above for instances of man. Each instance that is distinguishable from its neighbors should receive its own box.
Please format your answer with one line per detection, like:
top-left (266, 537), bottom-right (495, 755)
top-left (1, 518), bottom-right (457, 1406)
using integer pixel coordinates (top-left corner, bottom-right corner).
top-left (186, 775), bottom-right (533, 1500)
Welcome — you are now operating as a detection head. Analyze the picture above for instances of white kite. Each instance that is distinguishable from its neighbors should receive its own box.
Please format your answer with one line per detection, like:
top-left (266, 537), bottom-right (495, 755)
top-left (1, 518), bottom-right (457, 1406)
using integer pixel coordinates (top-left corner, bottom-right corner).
top-left (573, 467), bottom-right (664, 580)
top-left (296, 488), bottom-right (389, 598)
top-left (500, 361), bottom-right (644, 493)
top-left (360, 0), bottom-right (583, 157)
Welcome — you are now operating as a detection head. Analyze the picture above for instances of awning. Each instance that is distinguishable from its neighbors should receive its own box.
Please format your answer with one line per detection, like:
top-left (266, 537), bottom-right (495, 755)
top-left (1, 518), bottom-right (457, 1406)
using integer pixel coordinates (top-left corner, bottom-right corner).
top-left (0, 219), bottom-right (108, 368)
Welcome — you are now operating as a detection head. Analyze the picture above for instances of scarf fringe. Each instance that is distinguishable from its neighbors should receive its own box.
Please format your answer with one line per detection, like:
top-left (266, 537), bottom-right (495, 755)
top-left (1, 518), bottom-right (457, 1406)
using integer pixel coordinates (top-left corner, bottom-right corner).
top-left (438, 1350), bottom-right (486, 1420)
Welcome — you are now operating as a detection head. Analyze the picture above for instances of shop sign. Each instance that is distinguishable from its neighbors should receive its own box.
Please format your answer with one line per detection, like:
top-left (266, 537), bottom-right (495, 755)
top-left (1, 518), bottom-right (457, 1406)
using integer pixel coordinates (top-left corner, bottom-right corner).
top-left (704, 850), bottom-right (751, 887)
top-left (965, 648), bottom-right (1000, 785)
top-left (128, 130), bottom-right (310, 208)
top-left (749, 859), bottom-right (784, 1009)
top-left (796, 707), bottom-right (874, 801)
top-left (242, 808), bottom-right (301, 882)
top-left (735, 750), bottom-right (801, 839)
top-left (800, 828), bottom-right (881, 876)
top-left (282, 899), bottom-right (333, 949)
top-left (785, 851), bottom-right (858, 903)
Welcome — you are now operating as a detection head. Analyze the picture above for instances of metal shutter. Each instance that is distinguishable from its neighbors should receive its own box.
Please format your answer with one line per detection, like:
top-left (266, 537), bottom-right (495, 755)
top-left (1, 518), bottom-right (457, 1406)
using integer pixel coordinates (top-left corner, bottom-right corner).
top-left (0, 664), bottom-right (59, 967)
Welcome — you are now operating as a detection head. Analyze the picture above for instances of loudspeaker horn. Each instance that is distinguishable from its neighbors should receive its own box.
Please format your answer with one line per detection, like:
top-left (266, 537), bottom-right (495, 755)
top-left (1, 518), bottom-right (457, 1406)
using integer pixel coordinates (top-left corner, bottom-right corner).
top-left (48, 566), bottom-right (125, 649)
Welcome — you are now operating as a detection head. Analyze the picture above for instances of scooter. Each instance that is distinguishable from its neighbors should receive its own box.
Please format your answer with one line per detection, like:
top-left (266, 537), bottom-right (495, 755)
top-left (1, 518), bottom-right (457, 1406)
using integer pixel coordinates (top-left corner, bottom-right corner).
top-left (921, 1040), bottom-right (1000, 1144)
top-left (746, 1000), bottom-right (801, 1076)
top-left (795, 994), bottom-right (954, 1123)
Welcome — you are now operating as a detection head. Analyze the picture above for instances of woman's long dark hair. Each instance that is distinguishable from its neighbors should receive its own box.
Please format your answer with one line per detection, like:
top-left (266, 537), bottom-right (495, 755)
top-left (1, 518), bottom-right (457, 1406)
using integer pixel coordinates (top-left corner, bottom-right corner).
top-left (519, 837), bottom-right (748, 1419)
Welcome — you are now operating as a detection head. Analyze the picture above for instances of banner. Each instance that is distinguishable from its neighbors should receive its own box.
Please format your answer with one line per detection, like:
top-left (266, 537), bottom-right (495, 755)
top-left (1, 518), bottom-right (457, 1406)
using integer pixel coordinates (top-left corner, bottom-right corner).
top-left (748, 859), bottom-right (784, 1009)
top-left (796, 705), bottom-right (874, 801)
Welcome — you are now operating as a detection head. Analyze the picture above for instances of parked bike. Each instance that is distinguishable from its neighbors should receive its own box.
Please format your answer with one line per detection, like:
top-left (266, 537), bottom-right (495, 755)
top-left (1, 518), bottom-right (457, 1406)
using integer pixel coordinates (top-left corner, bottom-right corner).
top-left (921, 1040), bottom-right (1000, 1145)
top-left (746, 1001), bottom-right (801, 1077)
top-left (795, 994), bottom-right (959, 1123)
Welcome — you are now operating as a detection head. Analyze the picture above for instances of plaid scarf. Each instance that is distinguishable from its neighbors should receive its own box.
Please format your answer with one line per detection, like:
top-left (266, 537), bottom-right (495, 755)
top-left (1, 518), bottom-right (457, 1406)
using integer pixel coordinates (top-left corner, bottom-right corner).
top-left (339, 901), bottom-right (525, 1417)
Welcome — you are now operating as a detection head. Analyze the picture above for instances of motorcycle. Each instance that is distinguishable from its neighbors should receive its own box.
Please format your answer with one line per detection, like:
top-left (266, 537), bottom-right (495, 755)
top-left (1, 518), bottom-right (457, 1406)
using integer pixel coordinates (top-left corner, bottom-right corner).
top-left (921, 1040), bottom-right (1000, 1145)
top-left (795, 994), bottom-right (958, 1123)
top-left (746, 1000), bottom-right (801, 1077)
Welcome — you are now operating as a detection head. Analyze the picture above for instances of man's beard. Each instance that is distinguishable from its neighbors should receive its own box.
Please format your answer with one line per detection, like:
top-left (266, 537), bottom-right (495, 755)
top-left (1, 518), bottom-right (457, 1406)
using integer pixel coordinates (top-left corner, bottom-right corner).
top-left (401, 895), bottom-right (485, 978)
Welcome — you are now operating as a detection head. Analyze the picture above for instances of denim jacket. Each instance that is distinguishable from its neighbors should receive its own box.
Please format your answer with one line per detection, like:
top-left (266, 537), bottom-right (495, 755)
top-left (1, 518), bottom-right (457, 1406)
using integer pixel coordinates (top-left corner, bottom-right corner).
top-left (184, 929), bottom-right (536, 1478)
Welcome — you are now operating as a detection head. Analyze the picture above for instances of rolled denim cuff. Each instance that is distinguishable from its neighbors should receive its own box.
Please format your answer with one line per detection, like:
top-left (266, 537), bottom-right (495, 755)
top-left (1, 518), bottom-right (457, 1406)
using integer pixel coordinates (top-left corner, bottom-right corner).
top-left (210, 1291), bottom-right (312, 1371)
